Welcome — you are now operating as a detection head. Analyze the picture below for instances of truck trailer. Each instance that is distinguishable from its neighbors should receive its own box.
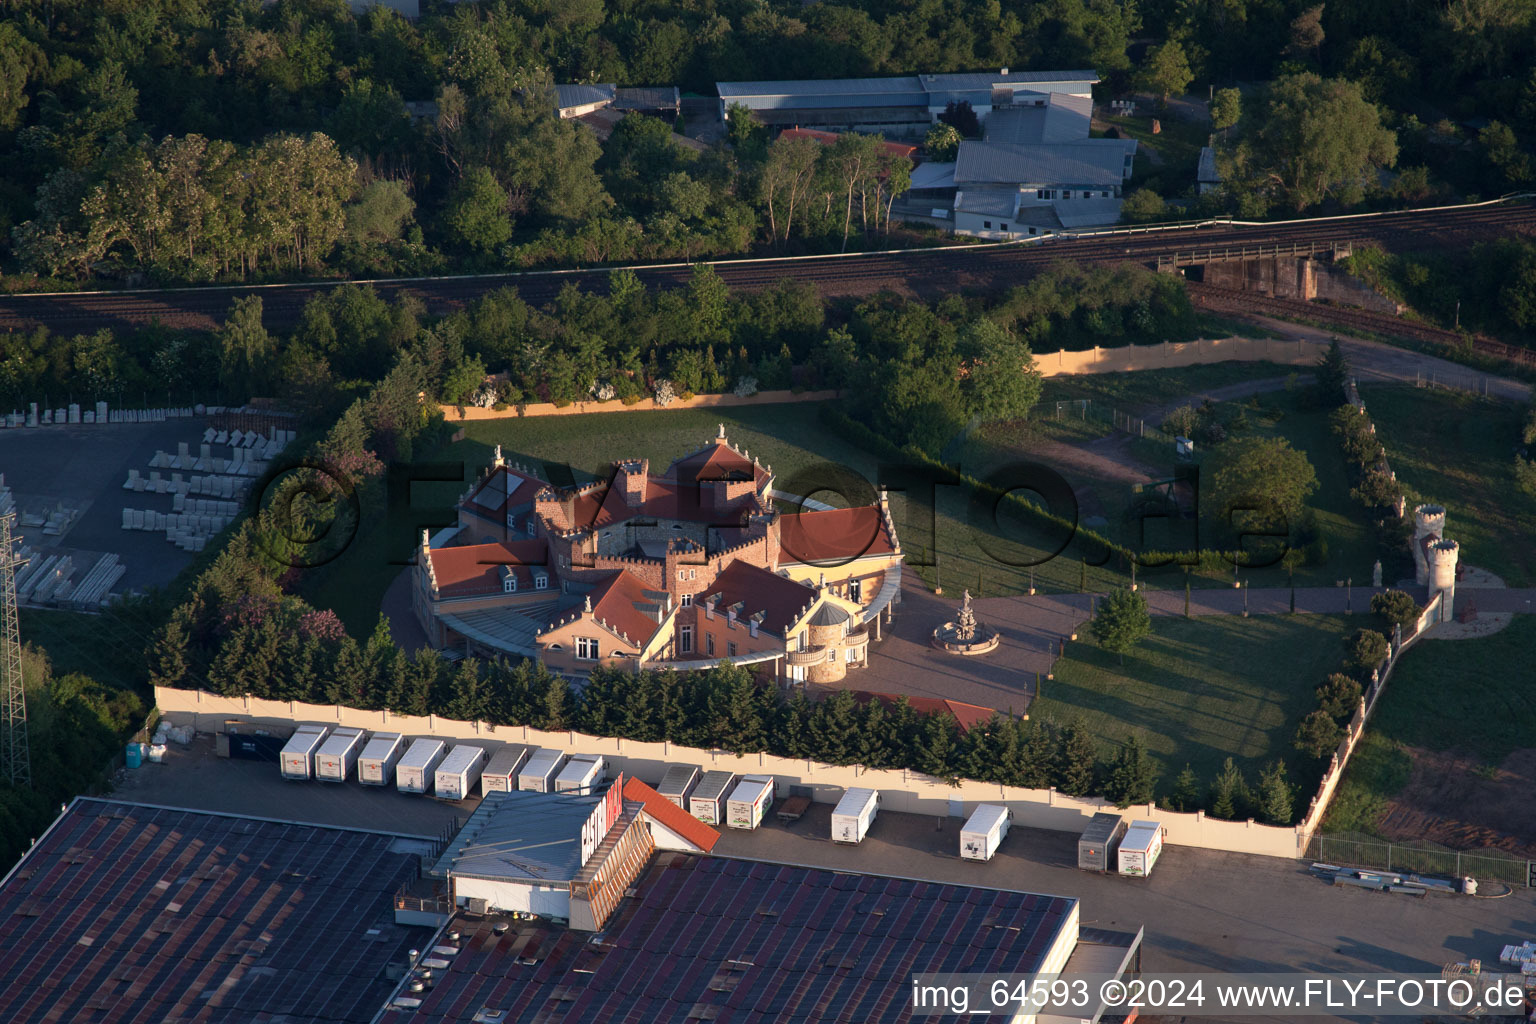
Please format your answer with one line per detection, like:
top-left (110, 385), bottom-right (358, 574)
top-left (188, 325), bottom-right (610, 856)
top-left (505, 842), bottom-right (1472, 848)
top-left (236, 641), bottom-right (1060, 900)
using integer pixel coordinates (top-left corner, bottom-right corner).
top-left (690, 770), bottom-right (737, 825)
top-left (726, 775), bottom-right (775, 830)
top-left (831, 787), bottom-right (880, 844)
top-left (1077, 812), bottom-right (1128, 873)
top-left (517, 747), bottom-right (567, 793)
top-left (279, 724), bottom-right (331, 780)
top-left (1117, 819), bottom-right (1165, 877)
top-left (435, 744), bottom-right (487, 800)
top-left (554, 754), bottom-right (606, 794)
top-left (656, 764), bottom-right (700, 809)
top-left (314, 727), bottom-right (366, 782)
top-left (480, 744), bottom-right (532, 796)
top-left (396, 738), bottom-right (447, 794)
top-left (357, 732), bottom-right (405, 786)
top-left (960, 804), bottom-right (1012, 861)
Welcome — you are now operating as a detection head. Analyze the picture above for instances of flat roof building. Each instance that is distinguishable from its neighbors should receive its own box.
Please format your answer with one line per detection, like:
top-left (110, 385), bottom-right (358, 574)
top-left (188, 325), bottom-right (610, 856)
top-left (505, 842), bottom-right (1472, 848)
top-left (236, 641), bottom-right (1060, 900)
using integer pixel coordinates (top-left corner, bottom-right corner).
top-left (378, 854), bottom-right (1108, 1023)
top-left (0, 798), bottom-right (435, 1024)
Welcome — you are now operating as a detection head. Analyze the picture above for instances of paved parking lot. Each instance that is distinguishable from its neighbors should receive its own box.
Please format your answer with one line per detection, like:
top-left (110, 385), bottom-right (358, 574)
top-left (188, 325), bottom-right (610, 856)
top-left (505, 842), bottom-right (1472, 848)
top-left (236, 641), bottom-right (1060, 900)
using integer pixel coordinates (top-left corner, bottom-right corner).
top-left (106, 738), bottom-right (1535, 1023)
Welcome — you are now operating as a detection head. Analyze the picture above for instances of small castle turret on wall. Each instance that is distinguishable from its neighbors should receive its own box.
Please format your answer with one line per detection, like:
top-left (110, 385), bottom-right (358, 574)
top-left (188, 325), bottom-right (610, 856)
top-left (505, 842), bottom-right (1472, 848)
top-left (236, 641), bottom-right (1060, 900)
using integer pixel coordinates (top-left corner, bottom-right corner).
top-left (1411, 503), bottom-right (1458, 623)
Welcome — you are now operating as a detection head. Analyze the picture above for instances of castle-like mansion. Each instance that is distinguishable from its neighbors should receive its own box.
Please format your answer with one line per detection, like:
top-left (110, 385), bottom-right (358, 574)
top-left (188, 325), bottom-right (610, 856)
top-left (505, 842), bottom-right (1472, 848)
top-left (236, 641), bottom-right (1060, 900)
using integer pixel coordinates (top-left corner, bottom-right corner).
top-left (413, 428), bottom-right (903, 682)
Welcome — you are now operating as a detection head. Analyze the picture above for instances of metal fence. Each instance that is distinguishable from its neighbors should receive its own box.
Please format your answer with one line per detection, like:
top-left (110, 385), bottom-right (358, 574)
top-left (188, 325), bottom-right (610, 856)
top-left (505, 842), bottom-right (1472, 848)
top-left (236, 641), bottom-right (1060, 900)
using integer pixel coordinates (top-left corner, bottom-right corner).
top-left (1306, 833), bottom-right (1534, 887)
top-left (1045, 399), bottom-right (1173, 442)
top-left (1413, 369), bottom-right (1499, 397)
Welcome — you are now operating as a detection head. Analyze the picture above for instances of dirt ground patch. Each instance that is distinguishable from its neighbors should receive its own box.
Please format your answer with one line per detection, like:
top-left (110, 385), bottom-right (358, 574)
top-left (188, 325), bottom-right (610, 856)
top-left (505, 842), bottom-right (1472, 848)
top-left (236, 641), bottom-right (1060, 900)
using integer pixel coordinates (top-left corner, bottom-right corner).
top-left (1377, 746), bottom-right (1536, 857)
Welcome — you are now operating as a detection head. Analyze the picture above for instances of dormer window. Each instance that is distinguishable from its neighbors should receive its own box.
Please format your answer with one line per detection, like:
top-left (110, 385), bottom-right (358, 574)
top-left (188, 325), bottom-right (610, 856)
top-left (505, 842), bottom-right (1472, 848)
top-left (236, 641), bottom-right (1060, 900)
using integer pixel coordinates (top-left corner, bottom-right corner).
top-left (534, 573), bottom-right (549, 590)
top-left (499, 566), bottom-right (516, 593)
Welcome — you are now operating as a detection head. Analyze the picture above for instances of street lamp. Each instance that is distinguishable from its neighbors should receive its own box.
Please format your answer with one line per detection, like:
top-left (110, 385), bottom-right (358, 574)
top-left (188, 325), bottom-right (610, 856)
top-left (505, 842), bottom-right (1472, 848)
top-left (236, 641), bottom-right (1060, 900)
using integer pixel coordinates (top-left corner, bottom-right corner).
top-left (1346, 577), bottom-right (1352, 615)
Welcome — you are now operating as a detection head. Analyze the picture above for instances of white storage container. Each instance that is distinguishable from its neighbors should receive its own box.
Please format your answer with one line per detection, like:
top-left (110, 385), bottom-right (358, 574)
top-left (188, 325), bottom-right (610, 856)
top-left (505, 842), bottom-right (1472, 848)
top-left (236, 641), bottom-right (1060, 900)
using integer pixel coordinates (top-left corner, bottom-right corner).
top-left (554, 754), bottom-right (606, 794)
top-left (480, 744), bottom-right (532, 796)
top-left (1117, 819), bottom-right (1165, 877)
top-left (314, 727), bottom-right (366, 783)
top-left (960, 804), bottom-right (1012, 861)
top-left (517, 747), bottom-right (567, 793)
top-left (725, 774), bottom-right (775, 830)
top-left (656, 765), bottom-right (700, 809)
top-left (279, 724), bottom-right (331, 780)
top-left (434, 745), bottom-right (487, 801)
top-left (690, 771), bottom-right (737, 825)
top-left (357, 732), bottom-right (406, 786)
top-left (831, 787), bottom-right (880, 844)
top-left (396, 738), bottom-right (447, 794)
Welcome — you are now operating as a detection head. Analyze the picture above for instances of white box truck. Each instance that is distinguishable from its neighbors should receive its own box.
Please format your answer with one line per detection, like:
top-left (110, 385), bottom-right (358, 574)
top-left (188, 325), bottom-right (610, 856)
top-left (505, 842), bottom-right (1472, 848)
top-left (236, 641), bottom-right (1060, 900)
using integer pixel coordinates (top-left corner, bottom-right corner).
top-left (831, 787), bottom-right (880, 844)
top-left (690, 770), bottom-right (736, 825)
top-left (517, 747), bottom-right (567, 793)
top-left (726, 775), bottom-right (775, 830)
top-left (279, 724), bottom-right (330, 780)
top-left (554, 754), bottom-right (606, 794)
top-left (480, 744), bottom-right (532, 796)
top-left (1117, 819), bottom-right (1165, 877)
top-left (960, 804), bottom-right (1012, 862)
top-left (435, 745), bottom-right (487, 801)
top-left (396, 738), bottom-right (447, 794)
top-left (657, 764), bottom-right (700, 809)
top-left (314, 727), bottom-right (366, 783)
top-left (357, 732), bottom-right (405, 786)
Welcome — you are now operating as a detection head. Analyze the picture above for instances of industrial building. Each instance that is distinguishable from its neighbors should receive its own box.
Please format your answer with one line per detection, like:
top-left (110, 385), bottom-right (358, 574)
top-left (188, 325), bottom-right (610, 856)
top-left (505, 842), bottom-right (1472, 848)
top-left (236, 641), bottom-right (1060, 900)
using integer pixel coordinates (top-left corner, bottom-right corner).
top-left (718, 69), bottom-right (1098, 135)
top-left (0, 798), bottom-right (434, 1024)
top-left (377, 855), bottom-right (1138, 1023)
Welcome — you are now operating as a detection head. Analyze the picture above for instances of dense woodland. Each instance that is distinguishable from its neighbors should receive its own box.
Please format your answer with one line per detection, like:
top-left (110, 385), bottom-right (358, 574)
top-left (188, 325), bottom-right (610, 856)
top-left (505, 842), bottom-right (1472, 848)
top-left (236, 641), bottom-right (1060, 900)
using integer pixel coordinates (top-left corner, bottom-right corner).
top-left (0, 0), bottom-right (1532, 287)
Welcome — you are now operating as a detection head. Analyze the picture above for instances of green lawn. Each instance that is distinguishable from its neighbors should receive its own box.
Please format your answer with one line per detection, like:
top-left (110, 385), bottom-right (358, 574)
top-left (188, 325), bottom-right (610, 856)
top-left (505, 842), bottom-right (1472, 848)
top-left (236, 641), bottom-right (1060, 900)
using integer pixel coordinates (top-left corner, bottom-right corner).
top-left (1324, 616), bottom-right (1536, 834)
top-left (1031, 613), bottom-right (1357, 796)
top-left (1098, 110), bottom-right (1210, 194)
top-left (1036, 361), bottom-right (1299, 409)
top-left (1359, 385), bottom-right (1536, 586)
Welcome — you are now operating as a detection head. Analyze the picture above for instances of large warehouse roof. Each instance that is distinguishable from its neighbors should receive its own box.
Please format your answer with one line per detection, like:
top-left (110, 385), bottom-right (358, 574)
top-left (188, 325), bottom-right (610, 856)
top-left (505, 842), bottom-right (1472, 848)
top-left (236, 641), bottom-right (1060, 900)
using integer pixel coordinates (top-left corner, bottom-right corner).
top-left (955, 140), bottom-right (1134, 187)
top-left (0, 798), bottom-right (432, 1024)
top-left (377, 854), bottom-right (1079, 1023)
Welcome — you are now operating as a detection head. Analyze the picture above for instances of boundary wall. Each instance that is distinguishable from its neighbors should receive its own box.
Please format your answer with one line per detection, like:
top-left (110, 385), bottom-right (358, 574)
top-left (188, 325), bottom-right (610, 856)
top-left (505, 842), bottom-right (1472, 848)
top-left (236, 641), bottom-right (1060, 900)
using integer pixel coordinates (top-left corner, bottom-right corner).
top-left (155, 685), bottom-right (1305, 860)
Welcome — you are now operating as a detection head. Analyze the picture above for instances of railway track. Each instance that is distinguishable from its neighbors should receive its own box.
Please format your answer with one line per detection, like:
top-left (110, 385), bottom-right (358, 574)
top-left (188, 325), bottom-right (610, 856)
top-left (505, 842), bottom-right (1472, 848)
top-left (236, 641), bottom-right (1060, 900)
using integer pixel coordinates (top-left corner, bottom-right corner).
top-left (1, 200), bottom-right (1533, 334)
top-left (1187, 283), bottom-right (1536, 368)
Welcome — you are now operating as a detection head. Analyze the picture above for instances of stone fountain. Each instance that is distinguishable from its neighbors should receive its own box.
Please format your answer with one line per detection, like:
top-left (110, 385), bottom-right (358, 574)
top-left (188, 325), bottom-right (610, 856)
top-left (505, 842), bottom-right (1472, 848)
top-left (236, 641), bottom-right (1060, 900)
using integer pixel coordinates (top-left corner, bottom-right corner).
top-left (930, 589), bottom-right (1001, 656)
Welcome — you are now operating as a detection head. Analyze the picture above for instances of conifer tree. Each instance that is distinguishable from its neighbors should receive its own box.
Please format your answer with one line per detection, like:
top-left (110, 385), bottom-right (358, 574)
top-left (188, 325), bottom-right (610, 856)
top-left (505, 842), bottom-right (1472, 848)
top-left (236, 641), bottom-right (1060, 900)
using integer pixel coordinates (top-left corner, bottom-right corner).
top-left (1210, 757), bottom-right (1245, 819)
top-left (1170, 763), bottom-right (1201, 812)
top-left (1055, 723), bottom-right (1099, 796)
top-left (1258, 761), bottom-right (1294, 824)
top-left (1103, 734), bottom-right (1159, 807)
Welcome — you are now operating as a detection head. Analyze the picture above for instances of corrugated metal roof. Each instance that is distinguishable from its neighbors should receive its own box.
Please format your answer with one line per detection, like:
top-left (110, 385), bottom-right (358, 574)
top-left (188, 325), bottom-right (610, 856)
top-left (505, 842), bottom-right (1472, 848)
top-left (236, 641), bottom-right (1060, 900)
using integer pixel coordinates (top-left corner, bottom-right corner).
top-left (614, 86), bottom-right (680, 110)
top-left (555, 83), bottom-right (615, 112)
top-left (908, 161), bottom-right (957, 190)
top-left (719, 76), bottom-right (926, 98)
top-left (0, 798), bottom-right (427, 1024)
top-left (955, 188), bottom-right (1020, 218)
top-left (984, 93), bottom-right (1094, 145)
top-left (376, 856), bottom-right (1080, 1023)
top-left (1052, 195), bottom-right (1123, 228)
top-left (433, 789), bottom-right (608, 883)
top-left (955, 140), bottom-right (1132, 187)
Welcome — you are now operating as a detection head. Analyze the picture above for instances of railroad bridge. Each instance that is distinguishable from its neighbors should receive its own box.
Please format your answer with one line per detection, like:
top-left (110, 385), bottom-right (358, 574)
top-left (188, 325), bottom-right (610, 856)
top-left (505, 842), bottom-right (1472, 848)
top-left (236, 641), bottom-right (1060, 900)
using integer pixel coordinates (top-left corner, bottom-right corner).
top-left (1154, 239), bottom-right (1400, 314)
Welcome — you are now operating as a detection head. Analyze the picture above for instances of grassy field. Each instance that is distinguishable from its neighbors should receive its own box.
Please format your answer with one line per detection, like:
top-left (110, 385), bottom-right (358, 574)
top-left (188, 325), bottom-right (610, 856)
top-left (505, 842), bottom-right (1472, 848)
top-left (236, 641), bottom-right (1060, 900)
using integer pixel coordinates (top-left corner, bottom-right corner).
top-left (1036, 361), bottom-right (1300, 409)
top-left (1031, 613), bottom-right (1357, 796)
top-left (1323, 617), bottom-right (1536, 834)
top-left (1098, 110), bottom-right (1210, 194)
top-left (1360, 385), bottom-right (1536, 586)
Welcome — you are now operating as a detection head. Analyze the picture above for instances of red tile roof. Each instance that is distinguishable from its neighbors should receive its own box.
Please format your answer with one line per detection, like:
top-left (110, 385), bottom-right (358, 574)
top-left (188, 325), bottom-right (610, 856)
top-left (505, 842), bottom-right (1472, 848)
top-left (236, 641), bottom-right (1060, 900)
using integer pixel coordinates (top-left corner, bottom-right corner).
top-left (777, 506), bottom-right (896, 565)
top-left (852, 690), bottom-right (1000, 734)
top-left (592, 477), bottom-right (762, 531)
top-left (780, 127), bottom-right (919, 161)
top-left (700, 559), bottom-right (816, 636)
top-left (669, 439), bottom-right (761, 484)
top-left (427, 540), bottom-right (552, 597)
top-left (585, 570), bottom-right (669, 646)
top-left (622, 777), bottom-right (720, 852)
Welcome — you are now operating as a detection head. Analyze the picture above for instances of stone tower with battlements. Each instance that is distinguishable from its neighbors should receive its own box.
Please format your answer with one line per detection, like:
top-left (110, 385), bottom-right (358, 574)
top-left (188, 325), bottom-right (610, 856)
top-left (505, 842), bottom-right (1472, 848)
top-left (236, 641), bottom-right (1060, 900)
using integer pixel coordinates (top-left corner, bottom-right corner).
top-left (1411, 504), bottom-right (1458, 623)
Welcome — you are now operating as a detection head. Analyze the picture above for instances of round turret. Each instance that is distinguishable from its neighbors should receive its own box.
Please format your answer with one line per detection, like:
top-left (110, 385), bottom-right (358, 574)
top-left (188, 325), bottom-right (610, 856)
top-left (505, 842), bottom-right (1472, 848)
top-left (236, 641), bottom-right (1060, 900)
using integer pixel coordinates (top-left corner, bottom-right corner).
top-left (1430, 539), bottom-right (1459, 593)
top-left (1413, 503), bottom-right (1446, 541)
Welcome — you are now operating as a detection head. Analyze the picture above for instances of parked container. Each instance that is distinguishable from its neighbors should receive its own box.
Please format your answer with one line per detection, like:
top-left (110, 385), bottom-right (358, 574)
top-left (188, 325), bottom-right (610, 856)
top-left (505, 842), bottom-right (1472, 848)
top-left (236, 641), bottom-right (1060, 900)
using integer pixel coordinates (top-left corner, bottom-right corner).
top-left (396, 738), bottom-right (447, 794)
top-left (125, 743), bottom-right (143, 769)
top-left (1117, 820), bottom-right (1165, 878)
top-left (690, 771), bottom-right (737, 825)
top-left (960, 804), bottom-right (1012, 862)
top-left (358, 732), bottom-right (406, 786)
top-left (831, 787), bottom-right (880, 844)
top-left (435, 745), bottom-right (487, 801)
top-left (1078, 812), bottom-right (1128, 873)
top-left (279, 724), bottom-right (331, 781)
top-left (656, 765), bottom-right (701, 809)
top-left (315, 727), bottom-right (367, 783)
top-left (554, 754), bottom-right (606, 794)
top-left (517, 747), bottom-right (567, 793)
top-left (480, 744), bottom-right (532, 796)
top-left (726, 774), bottom-right (775, 830)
